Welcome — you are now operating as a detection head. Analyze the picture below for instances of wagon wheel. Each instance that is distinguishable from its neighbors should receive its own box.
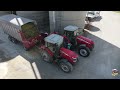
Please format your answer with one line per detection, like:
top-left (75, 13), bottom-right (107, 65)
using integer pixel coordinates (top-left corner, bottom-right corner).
top-left (8, 35), bottom-right (18, 44)
top-left (11, 38), bottom-right (18, 44)
top-left (8, 35), bottom-right (12, 41)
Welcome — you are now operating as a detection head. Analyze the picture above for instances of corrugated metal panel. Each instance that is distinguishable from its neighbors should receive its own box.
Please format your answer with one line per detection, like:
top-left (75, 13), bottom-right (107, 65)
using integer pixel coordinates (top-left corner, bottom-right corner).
top-left (0, 11), bottom-right (10, 16)
top-left (0, 14), bottom-right (35, 27)
top-left (0, 14), bottom-right (39, 42)
top-left (49, 11), bottom-right (87, 34)
top-left (16, 11), bottom-right (50, 33)
top-left (0, 18), bottom-right (22, 41)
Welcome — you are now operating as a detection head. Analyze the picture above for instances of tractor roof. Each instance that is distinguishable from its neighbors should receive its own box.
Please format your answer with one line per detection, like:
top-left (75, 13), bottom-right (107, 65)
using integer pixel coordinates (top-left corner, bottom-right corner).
top-left (44, 34), bottom-right (63, 45)
top-left (64, 25), bottom-right (79, 31)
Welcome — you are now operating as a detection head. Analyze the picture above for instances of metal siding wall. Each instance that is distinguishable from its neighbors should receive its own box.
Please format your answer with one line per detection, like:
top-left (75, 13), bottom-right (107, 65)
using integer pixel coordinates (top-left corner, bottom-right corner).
top-left (0, 11), bottom-right (11, 16)
top-left (16, 11), bottom-right (50, 33)
top-left (49, 11), bottom-right (87, 34)
top-left (49, 11), bottom-right (55, 33)
top-left (0, 20), bottom-right (22, 41)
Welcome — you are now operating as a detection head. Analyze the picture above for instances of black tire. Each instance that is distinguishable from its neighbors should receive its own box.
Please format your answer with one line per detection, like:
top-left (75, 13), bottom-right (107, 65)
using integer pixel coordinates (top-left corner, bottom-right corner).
top-left (8, 35), bottom-right (12, 41)
top-left (59, 59), bottom-right (73, 73)
top-left (9, 37), bottom-right (18, 44)
top-left (41, 50), bottom-right (53, 63)
top-left (23, 45), bottom-right (29, 51)
top-left (79, 46), bottom-right (90, 57)
top-left (88, 17), bottom-right (91, 22)
top-left (8, 36), bottom-right (18, 44)
top-left (12, 38), bottom-right (18, 44)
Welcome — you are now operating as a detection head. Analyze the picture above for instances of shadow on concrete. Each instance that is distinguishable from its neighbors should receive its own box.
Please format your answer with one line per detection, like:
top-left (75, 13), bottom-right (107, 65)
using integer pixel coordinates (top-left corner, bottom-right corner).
top-left (0, 49), bottom-right (13, 62)
top-left (0, 30), bottom-right (120, 79)
top-left (84, 24), bottom-right (100, 32)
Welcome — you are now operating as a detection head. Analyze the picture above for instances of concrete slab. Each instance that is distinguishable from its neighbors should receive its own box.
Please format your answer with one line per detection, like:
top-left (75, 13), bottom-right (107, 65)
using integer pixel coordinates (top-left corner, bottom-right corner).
top-left (0, 11), bottom-right (120, 79)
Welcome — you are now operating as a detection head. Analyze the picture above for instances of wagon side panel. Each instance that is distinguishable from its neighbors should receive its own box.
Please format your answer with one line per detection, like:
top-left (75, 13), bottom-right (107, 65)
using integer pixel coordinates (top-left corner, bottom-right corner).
top-left (0, 20), bottom-right (23, 42)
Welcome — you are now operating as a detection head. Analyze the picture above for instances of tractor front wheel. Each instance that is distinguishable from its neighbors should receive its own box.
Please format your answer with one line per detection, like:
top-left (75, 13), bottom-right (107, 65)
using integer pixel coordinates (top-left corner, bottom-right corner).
top-left (79, 46), bottom-right (90, 57)
top-left (59, 59), bottom-right (73, 73)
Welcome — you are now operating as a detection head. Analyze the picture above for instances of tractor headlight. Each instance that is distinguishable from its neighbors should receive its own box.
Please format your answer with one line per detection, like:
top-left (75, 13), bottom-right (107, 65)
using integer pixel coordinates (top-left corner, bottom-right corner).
top-left (72, 57), bottom-right (78, 62)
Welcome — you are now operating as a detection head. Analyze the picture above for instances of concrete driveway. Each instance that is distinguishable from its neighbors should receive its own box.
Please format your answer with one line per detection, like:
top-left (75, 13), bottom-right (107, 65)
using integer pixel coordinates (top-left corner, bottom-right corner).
top-left (0, 11), bottom-right (120, 79)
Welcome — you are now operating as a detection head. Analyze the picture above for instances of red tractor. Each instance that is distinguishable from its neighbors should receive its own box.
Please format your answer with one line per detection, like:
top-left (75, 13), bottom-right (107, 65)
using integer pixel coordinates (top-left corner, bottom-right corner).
top-left (39, 34), bottom-right (79, 73)
top-left (63, 25), bottom-right (94, 57)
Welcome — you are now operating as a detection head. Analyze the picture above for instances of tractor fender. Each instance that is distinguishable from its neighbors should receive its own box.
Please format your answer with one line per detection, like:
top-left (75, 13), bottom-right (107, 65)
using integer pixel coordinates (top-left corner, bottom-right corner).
top-left (78, 44), bottom-right (87, 51)
top-left (79, 44), bottom-right (93, 51)
top-left (79, 44), bottom-right (90, 50)
top-left (79, 44), bottom-right (86, 48)
top-left (58, 59), bottom-right (68, 63)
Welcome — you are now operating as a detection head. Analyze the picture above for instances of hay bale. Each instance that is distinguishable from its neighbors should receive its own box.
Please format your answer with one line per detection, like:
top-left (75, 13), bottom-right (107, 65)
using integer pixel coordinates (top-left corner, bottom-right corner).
top-left (21, 22), bottom-right (40, 39)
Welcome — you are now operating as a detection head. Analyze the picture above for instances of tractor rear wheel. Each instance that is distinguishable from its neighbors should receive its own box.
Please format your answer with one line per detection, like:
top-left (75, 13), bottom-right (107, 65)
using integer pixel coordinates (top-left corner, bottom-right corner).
top-left (41, 50), bottom-right (53, 63)
top-left (59, 59), bottom-right (73, 73)
top-left (79, 46), bottom-right (90, 57)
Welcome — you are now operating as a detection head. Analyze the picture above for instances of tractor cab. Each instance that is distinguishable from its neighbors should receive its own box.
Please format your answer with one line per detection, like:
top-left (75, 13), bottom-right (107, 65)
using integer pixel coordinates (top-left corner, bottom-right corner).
top-left (42, 34), bottom-right (79, 73)
top-left (64, 25), bottom-right (83, 45)
top-left (44, 34), bottom-right (63, 55)
top-left (63, 25), bottom-right (94, 57)
top-left (64, 25), bottom-right (82, 39)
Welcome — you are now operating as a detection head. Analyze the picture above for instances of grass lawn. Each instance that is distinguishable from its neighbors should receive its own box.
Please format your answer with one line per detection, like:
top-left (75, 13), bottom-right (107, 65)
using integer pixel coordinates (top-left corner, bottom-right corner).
top-left (114, 11), bottom-right (120, 13)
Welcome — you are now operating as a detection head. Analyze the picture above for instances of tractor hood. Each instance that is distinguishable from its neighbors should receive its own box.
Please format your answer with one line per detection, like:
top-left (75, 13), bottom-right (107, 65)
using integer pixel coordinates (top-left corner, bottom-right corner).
top-left (60, 47), bottom-right (78, 58)
top-left (76, 35), bottom-right (94, 44)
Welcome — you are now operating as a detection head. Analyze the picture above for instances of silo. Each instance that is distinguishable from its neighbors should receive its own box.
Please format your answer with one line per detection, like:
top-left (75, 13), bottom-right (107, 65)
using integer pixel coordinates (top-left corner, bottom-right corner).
top-left (16, 11), bottom-right (50, 33)
top-left (49, 11), bottom-right (87, 34)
